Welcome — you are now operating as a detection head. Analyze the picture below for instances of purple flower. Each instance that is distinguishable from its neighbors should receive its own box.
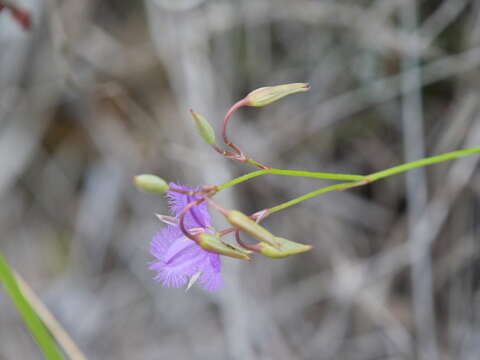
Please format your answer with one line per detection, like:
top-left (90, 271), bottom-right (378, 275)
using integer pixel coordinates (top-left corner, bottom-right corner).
top-left (149, 183), bottom-right (223, 291)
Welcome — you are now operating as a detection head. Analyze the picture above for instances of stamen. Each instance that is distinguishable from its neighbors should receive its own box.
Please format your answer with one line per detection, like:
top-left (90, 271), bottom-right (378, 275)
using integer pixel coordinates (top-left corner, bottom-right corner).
top-left (186, 272), bottom-right (202, 291)
top-left (155, 214), bottom-right (178, 226)
top-left (189, 228), bottom-right (205, 236)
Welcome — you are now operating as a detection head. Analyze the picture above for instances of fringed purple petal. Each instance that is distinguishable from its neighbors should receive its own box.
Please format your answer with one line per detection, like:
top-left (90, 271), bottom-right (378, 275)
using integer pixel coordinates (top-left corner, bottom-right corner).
top-left (150, 226), bottom-right (182, 260)
top-left (166, 183), bottom-right (192, 214)
top-left (149, 183), bottom-right (223, 291)
top-left (208, 253), bottom-right (221, 272)
top-left (164, 238), bottom-right (206, 269)
top-left (150, 234), bottom-right (220, 289)
top-left (163, 237), bottom-right (197, 263)
top-left (198, 254), bottom-right (223, 291)
top-left (156, 250), bottom-right (207, 288)
top-left (167, 183), bottom-right (211, 229)
top-left (157, 271), bottom-right (186, 288)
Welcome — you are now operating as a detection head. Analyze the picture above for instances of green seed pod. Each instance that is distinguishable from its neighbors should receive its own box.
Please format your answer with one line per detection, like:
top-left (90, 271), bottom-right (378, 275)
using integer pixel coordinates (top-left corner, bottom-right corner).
top-left (191, 110), bottom-right (216, 145)
top-left (133, 174), bottom-right (169, 195)
top-left (245, 83), bottom-right (310, 107)
top-left (198, 234), bottom-right (251, 260)
top-left (226, 210), bottom-right (281, 248)
top-left (257, 237), bottom-right (312, 259)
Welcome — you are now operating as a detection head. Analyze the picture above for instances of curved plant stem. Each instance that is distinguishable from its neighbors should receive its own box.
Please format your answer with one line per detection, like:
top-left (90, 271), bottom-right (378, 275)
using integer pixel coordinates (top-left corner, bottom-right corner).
top-left (220, 99), bottom-right (272, 169)
top-left (179, 198), bottom-right (207, 242)
top-left (222, 99), bottom-right (247, 152)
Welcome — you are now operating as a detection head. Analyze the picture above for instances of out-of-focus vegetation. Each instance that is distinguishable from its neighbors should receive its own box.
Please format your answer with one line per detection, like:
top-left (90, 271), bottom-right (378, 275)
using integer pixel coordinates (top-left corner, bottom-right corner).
top-left (1, 0), bottom-right (479, 359)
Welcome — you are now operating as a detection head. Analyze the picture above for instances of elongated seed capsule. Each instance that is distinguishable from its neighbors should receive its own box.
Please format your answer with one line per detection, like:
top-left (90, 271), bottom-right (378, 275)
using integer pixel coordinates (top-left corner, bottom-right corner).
top-left (198, 234), bottom-right (251, 261)
top-left (257, 237), bottom-right (312, 259)
top-left (226, 210), bottom-right (281, 248)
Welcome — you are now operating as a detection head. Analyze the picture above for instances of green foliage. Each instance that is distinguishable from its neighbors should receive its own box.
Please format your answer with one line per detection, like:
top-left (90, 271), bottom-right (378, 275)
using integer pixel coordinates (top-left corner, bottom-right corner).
top-left (0, 253), bottom-right (64, 360)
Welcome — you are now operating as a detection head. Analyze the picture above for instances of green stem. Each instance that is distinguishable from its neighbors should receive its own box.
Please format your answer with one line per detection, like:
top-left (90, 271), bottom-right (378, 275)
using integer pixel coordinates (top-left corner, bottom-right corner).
top-left (0, 252), bottom-right (64, 360)
top-left (365, 146), bottom-right (480, 182)
top-left (217, 169), bottom-right (365, 191)
top-left (268, 181), bottom-right (363, 214)
top-left (267, 147), bottom-right (480, 214)
top-left (245, 158), bottom-right (270, 170)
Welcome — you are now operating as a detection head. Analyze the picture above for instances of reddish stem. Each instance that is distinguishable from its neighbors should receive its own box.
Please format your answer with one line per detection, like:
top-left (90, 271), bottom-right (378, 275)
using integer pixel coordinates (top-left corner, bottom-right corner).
top-left (178, 195), bottom-right (230, 242)
top-left (220, 98), bottom-right (271, 170)
top-left (169, 185), bottom-right (218, 198)
top-left (204, 197), bottom-right (229, 217)
top-left (218, 227), bottom-right (237, 237)
top-left (235, 231), bottom-right (261, 252)
top-left (179, 198), bottom-right (206, 243)
top-left (222, 98), bottom-right (248, 154)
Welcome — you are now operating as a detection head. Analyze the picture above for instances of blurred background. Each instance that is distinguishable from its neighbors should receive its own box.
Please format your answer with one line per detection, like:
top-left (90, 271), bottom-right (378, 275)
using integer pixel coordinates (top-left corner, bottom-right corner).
top-left (1, 0), bottom-right (480, 359)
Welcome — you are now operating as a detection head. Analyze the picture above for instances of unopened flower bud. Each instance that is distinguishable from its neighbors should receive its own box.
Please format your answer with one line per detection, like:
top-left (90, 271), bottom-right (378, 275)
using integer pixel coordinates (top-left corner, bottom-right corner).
top-left (257, 237), bottom-right (313, 259)
top-left (134, 174), bottom-right (169, 195)
top-left (226, 210), bottom-right (281, 248)
top-left (198, 234), bottom-right (251, 260)
top-left (245, 83), bottom-right (310, 107)
top-left (191, 110), bottom-right (216, 145)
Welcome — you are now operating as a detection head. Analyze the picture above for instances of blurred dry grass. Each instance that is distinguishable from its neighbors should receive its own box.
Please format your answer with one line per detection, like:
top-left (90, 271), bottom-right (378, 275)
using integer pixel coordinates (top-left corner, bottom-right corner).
top-left (0, 0), bottom-right (479, 359)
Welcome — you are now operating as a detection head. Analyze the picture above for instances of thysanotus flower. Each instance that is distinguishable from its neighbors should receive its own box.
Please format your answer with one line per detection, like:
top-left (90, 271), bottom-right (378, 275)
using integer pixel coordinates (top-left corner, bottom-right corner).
top-left (149, 183), bottom-right (222, 291)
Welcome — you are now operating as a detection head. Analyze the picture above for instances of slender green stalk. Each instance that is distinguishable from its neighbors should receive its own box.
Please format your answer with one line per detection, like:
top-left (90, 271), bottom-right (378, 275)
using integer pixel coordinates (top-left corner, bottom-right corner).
top-left (267, 147), bottom-right (480, 214)
top-left (268, 181), bottom-right (362, 214)
top-left (0, 253), bottom-right (64, 360)
top-left (245, 158), bottom-right (270, 170)
top-left (216, 168), bottom-right (365, 191)
top-left (365, 147), bottom-right (480, 182)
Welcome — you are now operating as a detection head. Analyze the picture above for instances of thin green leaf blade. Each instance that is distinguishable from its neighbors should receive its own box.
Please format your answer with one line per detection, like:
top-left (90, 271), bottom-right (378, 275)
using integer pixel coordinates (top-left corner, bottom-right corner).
top-left (0, 252), bottom-right (64, 360)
